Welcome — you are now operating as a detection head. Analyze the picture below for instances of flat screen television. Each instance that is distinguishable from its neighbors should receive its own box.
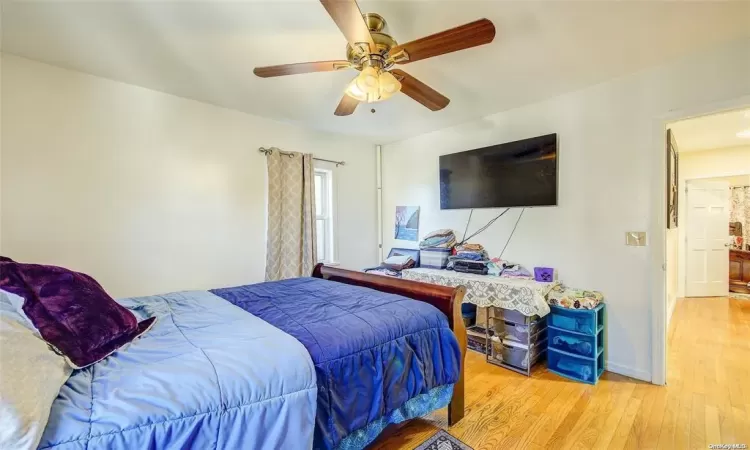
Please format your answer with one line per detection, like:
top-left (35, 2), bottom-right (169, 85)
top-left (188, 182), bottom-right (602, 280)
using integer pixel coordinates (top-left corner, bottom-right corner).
top-left (439, 133), bottom-right (558, 209)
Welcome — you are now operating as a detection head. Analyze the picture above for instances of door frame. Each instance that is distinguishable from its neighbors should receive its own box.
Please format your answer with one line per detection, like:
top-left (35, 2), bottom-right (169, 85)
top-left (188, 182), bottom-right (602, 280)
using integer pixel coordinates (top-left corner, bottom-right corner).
top-left (649, 95), bottom-right (750, 386)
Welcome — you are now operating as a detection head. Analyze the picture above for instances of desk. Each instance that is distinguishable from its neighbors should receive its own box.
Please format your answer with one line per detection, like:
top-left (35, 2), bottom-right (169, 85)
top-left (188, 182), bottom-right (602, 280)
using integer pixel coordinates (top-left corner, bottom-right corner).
top-left (402, 268), bottom-right (556, 317)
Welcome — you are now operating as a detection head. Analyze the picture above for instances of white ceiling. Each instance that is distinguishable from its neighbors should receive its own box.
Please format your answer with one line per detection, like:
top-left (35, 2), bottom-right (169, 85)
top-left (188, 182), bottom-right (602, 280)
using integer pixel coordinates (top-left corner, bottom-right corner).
top-left (670, 108), bottom-right (750, 152)
top-left (2, 1), bottom-right (749, 143)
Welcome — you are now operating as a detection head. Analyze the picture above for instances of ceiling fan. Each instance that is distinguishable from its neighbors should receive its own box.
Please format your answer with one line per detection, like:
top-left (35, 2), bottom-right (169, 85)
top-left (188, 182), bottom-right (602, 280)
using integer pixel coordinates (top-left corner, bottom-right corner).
top-left (253, 0), bottom-right (496, 116)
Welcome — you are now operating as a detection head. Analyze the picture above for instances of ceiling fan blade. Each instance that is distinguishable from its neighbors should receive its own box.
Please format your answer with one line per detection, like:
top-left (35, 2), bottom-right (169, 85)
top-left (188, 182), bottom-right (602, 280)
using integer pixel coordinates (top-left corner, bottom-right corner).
top-left (320, 0), bottom-right (376, 53)
top-left (391, 69), bottom-right (450, 111)
top-left (254, 60), bottom-right (351, 78)
top-left (334, 94), bottom-right (360, 116)
top-left (388, 18), bottom-right (495, 64)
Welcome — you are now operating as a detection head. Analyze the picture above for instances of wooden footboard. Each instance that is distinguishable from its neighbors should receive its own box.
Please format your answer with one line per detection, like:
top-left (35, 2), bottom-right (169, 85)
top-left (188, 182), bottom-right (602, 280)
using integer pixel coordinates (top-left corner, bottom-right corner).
top-left (311, 263), bottom-right (466, 425)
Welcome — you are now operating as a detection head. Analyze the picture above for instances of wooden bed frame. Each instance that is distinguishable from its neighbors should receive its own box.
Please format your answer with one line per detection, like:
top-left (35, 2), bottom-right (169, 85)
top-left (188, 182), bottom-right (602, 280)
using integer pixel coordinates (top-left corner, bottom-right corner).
top-left (312, 263), bottom-right (467, 426)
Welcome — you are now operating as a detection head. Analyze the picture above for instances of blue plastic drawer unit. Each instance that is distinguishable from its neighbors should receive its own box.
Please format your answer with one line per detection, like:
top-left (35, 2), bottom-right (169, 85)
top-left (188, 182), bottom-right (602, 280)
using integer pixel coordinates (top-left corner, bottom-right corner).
top-left (547, 305), bottom-right (604, 335)
top-left (548, 326), bottom-right (602, 358)
top-left (548, 348), bottom-right (604, 384)
top-left (547, 303), bottom-right (605, 384)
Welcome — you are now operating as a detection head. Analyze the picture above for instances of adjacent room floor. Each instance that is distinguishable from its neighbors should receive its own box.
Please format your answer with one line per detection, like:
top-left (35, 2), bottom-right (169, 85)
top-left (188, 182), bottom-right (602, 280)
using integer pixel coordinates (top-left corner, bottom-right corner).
top-left (372, 297), bottom-right (750, 450)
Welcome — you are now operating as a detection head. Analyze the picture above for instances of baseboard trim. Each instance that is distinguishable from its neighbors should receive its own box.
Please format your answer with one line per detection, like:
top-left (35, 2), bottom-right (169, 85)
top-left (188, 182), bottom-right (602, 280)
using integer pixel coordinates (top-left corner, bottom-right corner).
top-left (605, 361), bottom-right (651, 382)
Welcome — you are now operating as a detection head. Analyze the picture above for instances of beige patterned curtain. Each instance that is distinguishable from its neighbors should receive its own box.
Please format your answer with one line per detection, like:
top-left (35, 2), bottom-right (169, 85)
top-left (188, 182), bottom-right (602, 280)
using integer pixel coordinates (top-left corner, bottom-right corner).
top-left (730, 186), bottom-right (750, 250)
top-left (265, 150), bottom-right (317, 281)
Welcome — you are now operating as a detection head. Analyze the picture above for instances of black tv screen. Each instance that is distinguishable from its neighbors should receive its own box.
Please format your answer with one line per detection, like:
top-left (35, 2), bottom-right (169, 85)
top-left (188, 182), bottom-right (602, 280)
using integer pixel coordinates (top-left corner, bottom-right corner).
top-left (439, 134), bottom-right (558, 209)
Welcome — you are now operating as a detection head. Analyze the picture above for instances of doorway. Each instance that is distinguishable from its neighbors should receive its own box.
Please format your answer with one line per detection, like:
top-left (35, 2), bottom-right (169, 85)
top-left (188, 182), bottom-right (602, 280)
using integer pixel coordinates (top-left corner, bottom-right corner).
top-left (662, 107), bottom-right (750, 388)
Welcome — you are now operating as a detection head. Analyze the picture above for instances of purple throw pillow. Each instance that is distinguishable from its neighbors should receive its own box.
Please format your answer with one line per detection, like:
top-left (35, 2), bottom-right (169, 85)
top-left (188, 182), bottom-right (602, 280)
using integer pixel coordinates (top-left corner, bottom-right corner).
top-left (0, 259), bottom-right (155, 368)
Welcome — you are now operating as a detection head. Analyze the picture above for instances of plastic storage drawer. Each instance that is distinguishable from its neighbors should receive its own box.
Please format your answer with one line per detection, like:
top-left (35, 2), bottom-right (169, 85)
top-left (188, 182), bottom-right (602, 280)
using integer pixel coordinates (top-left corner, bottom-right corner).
top-left (419, 248), bottom-right (452, 269)
top-left (492, 307), bottom-right (540, 325)
top-left (547, 348), bottom-right (604, 384)
top-left (494, 319), bottom-right (546, 344)
top-left (492, 337), bottom-right (547, 369)
top-left (547, 305), bottom-right (604, 335)
top-left (548, 326), bottom-right (602, 358)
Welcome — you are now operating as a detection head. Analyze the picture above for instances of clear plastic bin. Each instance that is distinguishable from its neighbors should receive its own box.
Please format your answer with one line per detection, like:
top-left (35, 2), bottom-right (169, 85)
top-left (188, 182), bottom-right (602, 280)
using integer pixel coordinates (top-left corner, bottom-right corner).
top-left (492, 338), bottom-right (547, 369)
top-left (494, 319), bottom-right (546, 344)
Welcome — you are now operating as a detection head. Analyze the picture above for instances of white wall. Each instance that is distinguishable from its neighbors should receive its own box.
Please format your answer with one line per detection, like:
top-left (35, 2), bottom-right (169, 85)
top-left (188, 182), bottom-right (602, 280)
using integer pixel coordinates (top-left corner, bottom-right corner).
top-left (381, 38), bottom-right (750, 381)
top-left (1, 54), bottom-right (378, 297)
top-left (674, 145), bottom-right (750, 299)
top-left (0, 51), bottom-right (3, 253)
top-left (679, 146), bottom-right (750, 180)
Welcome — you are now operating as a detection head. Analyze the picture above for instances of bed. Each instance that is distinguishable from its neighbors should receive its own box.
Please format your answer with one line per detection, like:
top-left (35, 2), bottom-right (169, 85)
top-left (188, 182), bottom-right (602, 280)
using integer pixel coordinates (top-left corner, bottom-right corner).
top-left (38, 265), bottom-right (467, 450)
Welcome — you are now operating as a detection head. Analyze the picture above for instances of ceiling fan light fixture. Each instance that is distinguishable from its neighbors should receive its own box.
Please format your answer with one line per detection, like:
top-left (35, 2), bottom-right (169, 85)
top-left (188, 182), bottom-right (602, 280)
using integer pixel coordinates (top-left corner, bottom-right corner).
top-left (355, 66), bottom-right (380, 96)
top-left (378, 71), bottom-right (401, 101)
top-left (345, 76), bottom-right (379, 103)
top-left (345, 69), bottom-right (402, 103)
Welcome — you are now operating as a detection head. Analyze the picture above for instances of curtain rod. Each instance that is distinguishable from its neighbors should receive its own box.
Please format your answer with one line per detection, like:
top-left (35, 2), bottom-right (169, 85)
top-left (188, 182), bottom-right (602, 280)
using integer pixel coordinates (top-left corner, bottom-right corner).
top-left (258, 147), bottom-right (345, 167)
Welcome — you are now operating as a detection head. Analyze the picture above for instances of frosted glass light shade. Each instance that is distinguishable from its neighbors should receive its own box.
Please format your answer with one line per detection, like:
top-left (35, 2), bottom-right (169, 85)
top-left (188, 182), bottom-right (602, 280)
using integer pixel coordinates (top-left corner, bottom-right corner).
top-left (356, 67), bottom-right (380, 96)
top-left (345, 77), bottom-right (378, 103)
top-left (378, 71), bottom-right (401, 101)
top-left (344, 69), bottom-right (402, 103)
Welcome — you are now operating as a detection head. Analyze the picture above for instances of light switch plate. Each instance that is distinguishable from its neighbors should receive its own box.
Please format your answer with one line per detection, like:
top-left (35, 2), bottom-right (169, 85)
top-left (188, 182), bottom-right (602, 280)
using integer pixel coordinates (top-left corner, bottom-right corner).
top-left (626, 232), bottom-right (647, 246)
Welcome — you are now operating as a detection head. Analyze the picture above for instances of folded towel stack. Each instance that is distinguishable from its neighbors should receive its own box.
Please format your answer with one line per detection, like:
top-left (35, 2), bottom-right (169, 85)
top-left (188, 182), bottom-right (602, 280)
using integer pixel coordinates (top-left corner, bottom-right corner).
top-left (382, 254), bottom-right (416, 271)
top-left (419, 229), bottom-right (457, 250)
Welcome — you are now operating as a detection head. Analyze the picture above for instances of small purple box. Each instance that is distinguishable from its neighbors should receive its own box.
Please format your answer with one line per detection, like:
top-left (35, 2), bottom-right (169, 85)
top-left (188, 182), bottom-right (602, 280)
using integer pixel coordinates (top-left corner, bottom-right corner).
top-left (534, 267), bottom-right (554, 282)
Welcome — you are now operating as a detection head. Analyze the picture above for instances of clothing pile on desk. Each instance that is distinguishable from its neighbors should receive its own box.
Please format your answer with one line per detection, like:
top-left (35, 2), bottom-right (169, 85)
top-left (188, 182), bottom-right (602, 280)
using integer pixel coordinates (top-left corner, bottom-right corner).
top-left (363, 254), bottom-right (416, 278)
top-left (447, 243), bottom-right (490, 273)
top-left (454, 243), bottom-right (489, 261)
top-left (487, 258), bottom-right (534, 279)
top-left (418, 229), bottom-right (456, 249)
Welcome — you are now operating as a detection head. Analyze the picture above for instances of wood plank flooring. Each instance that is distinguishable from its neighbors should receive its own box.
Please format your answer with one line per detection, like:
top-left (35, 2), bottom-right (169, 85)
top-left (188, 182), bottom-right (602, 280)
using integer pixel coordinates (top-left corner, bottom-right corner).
top-left (371, 297), bottom-right (750, 449)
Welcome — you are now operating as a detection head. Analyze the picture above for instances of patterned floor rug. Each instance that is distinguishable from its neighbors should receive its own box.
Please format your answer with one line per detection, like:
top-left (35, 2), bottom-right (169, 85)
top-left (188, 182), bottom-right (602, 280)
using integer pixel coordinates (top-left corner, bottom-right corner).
top-left (413, 430), bottom-right (473, 450)
top-left (729, 292), bottom-right (750, 301)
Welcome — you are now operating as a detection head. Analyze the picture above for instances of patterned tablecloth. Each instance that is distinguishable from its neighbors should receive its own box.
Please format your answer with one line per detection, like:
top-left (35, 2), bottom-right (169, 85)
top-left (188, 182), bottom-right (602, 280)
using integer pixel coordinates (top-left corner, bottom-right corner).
top-left (402, 268), bottom-right (556, 317)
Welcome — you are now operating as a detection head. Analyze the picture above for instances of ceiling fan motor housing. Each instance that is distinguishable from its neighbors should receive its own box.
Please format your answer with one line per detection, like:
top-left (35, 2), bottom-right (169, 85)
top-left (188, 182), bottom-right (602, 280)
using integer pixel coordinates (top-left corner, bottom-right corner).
top-left (346, 13), bottom-right (398, 71)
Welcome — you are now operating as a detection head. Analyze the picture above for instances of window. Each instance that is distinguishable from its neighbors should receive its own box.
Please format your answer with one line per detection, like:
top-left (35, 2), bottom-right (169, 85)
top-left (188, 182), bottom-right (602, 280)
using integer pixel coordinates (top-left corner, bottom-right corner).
top-left (314, 168), bottom-right (335, 263)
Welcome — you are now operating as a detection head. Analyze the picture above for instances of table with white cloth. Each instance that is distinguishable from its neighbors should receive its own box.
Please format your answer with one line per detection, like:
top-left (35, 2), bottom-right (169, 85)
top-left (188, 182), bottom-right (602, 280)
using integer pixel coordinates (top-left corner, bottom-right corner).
top-left (401, 268), bottom-right (556, 317)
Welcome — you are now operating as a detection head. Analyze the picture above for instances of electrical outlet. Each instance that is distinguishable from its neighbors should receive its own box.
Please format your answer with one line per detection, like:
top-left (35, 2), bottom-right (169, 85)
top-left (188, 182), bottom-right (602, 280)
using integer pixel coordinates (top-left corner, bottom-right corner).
top-left (626, 232), bottom-right (647, 246)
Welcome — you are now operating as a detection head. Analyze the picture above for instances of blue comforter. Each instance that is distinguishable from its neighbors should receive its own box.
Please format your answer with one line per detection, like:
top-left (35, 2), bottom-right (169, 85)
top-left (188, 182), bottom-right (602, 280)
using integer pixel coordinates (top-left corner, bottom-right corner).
top-left (39, 291), bottom-right (318, 450)
top-left (211, 277), bottom-right (461, 450)
top-left (40, 278), bottom-right (460, 450)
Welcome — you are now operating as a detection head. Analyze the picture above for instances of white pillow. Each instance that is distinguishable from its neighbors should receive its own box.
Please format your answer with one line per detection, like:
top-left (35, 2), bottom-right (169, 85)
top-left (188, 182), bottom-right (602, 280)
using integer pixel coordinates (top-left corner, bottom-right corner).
top-left (0, 290), bottom-right (72, 450)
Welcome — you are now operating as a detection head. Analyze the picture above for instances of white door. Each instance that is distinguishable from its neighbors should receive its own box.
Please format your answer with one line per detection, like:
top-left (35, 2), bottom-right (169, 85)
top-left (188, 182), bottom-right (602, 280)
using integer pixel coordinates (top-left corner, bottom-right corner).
top-left (685, 180), bottom-right (730, 297)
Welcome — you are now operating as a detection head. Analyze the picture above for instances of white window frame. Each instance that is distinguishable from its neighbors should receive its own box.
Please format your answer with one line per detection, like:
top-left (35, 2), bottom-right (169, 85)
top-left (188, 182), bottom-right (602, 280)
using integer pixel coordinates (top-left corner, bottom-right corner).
top-left (314, 166), bottom-right (337, 264)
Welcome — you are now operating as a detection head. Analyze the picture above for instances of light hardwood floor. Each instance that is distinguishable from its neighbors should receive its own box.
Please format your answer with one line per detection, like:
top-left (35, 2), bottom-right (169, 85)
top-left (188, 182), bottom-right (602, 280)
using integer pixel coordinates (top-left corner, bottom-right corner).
top-left (372, 297), bottom-right (750, 449)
